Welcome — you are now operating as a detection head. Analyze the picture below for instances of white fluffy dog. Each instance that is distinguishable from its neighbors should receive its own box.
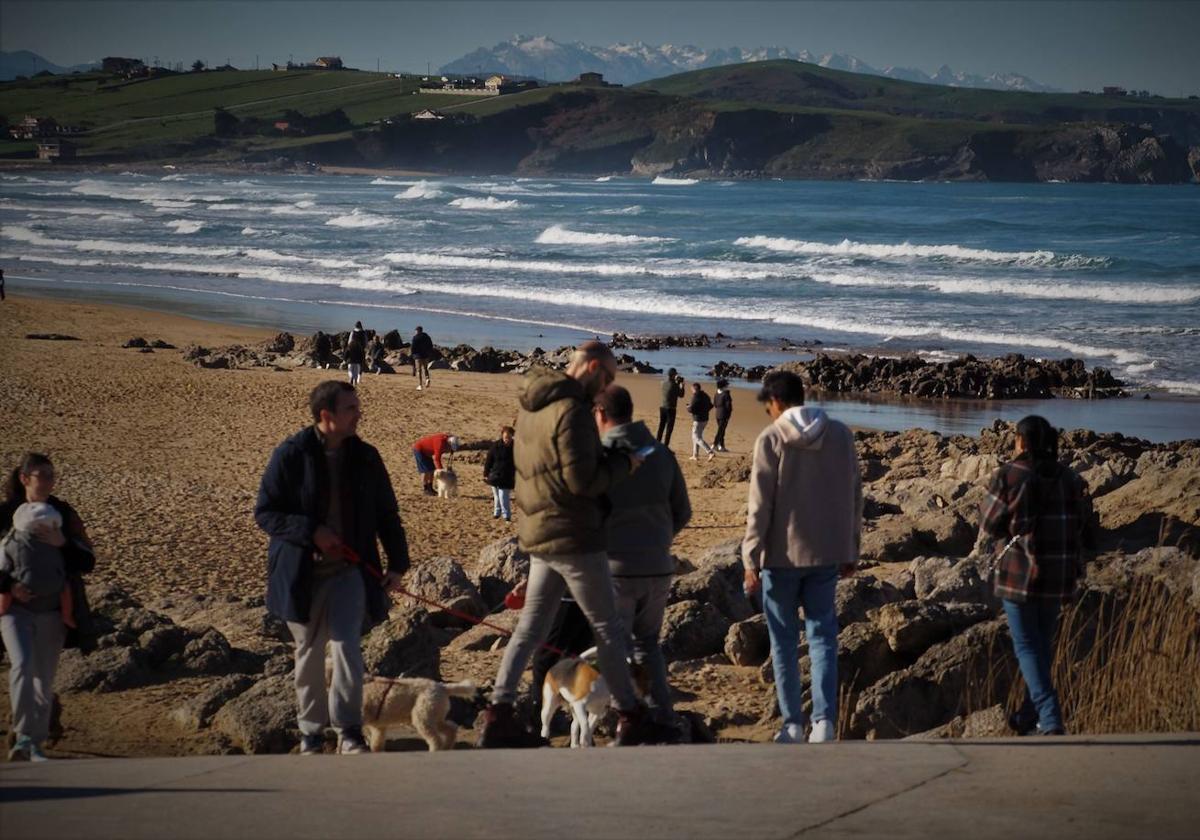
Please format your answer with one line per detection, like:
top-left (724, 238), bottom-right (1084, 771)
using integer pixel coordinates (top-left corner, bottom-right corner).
top-left (433, 468), bottom-right (458, 499)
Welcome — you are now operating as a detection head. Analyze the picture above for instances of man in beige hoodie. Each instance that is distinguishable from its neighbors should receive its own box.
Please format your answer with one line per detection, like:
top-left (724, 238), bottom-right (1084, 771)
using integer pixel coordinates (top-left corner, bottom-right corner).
top-left (742, 370), bottom-right (862, 744)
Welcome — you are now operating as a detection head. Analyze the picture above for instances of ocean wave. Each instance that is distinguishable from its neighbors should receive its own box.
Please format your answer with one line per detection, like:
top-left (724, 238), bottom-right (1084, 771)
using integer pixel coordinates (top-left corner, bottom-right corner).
top-left (165, 220), bottom-right (205, 235)
top-left (1150, 378), bottom-right (1200, 396)
top-left (395, 181), bottom-right (446, 200)
top-left (448, 196), bottom-right (523, 211)
top-left (653, 176), bottom-right (698, 185)
top-left (599, 205), bottom-right (643, 216)
top-left (595, 176), bottom-right (614, 182)
top-left (370, 178), bottom-right (417, 186)
top-left (149, 200), bottom-right (197, 211)
top-left (807, 271), bottom-right (1200, 305)
top-left (160, 174), bottom-right (189, 181)
top-left (0, 201), bottom-right (137, 220)
top-left (382, 251), bottom-right (777, 281)
top-left (324, 210), bottom-right (393, 229)
top-left (736, 235), bottom-right (1109, 267)
top-left (535, 224), bottom-right (674, 246)
top-left (4, 225), bottom-right (238, 258)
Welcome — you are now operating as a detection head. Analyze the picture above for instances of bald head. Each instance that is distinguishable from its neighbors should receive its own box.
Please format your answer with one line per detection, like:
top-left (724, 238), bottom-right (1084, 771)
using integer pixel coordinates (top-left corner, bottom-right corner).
top-left (566, 340), bottom-right (617, 398)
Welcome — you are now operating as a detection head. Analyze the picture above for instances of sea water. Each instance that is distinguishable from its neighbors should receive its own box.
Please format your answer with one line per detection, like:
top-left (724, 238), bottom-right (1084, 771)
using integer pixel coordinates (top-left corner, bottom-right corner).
top-left (3, 171), bottom-right (1198, 440)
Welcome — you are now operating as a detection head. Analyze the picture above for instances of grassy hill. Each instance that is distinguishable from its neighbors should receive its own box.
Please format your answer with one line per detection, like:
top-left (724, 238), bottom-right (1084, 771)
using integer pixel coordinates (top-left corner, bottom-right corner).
top-left (2, 61), bottom-right (1197, 182)
top-left (0, 68), bottom-right (491, 160)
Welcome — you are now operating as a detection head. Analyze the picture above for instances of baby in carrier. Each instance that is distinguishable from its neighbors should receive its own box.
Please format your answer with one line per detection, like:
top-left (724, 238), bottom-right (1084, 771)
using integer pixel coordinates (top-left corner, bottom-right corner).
top-left (0, 502), bottom-right (74, 626)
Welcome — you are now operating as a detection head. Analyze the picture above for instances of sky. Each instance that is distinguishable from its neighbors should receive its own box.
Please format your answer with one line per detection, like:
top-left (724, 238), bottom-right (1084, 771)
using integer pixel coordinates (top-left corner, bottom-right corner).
top-left (2, 0), bottom-right (1198, 95)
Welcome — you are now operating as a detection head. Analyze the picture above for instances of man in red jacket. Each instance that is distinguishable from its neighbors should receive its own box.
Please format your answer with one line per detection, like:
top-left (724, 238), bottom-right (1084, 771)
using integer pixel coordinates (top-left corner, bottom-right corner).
top-left (412, 432), bottom-right (460, 496)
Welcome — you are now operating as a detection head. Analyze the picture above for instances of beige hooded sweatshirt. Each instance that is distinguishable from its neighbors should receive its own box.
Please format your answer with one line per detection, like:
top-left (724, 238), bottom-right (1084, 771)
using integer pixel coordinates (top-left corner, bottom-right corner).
top-left (742, 406), bottom-right (863, 571)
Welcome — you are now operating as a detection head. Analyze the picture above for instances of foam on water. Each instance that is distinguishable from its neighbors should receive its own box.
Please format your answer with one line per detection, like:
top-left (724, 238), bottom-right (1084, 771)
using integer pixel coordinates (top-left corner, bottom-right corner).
top-left (535, 224), bottom-right (674, 246)
top-left (595, 176), bottom-right (614, 182)
top-left (599, 205), bottom-right (643, 215)
top-left (165, 219), bottom-right (205, 234)
top-left (653, 176), bottom-right (698, 185)
top-left (324, 210), bottom-right (393, 229)
top-left (736, 235), bottom-right (1108, 267)
top-left (394, 181), bottom-right (445, 200)
top-left (381, 250), bottom-right (779, 281)
top-left (448, 196), bottom-right (523, 210)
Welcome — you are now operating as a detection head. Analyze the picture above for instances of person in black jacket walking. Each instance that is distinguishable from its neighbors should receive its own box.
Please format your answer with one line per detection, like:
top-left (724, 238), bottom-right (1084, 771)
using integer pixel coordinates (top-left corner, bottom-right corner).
top-left (344, 335), bottom-right (366, 386)
top-left (712, 379), bottom-right (733, 452)
top-left (255, 380), bottom-right (410, 756)
top-left (687, 381), bottom-right (716, 461)
top-left (656, 368), bottom-right (685, 445)
top-left (410, 326), bottom-right (434, 390)
top-left (483, 425), bottom-right (516, 522)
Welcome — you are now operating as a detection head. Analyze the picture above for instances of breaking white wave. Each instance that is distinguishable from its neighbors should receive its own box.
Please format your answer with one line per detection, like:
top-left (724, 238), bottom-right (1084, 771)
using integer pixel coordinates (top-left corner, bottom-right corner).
top-left (160, 173), bottom-right (189, 181)
top-left (1151, 378), bottom-right (1200, 396)
top-left (3, 225), bottom-right (238, 258)
top-left (736, 235), bottom-right (1109, 268)
top-left (448, 196), bottom-right (523, 211)
top-left (394, 181), bottom-right (445, 200)
top-left (0, 201), bottom-right (137, 220)
top-left (599, 205), bottom-right (643, 216)
top-left (535, 224), bottom-right (674, 246)
top-left (382, 251), bottom-right (779, 281)
top-left (595, 176), bottom-right (613, 182)
top-left (806, 271), bottom-right (1200, 305)
top-left (324, 210), bottom-right (393, 229)
top-left (165, 219), bottom-right (205, 234)
top-left (370, 178), bottom-right (417, 186)
top-left (653, 176), bottom-right (698, 185)
top-left (241, 227), bottom-right (263, 236)
top-left (148, 200), bottom-right (197, 211)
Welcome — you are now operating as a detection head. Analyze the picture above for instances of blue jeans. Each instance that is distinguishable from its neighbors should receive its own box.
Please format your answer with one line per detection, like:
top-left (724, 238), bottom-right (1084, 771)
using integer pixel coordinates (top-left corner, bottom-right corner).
top-left (762, 566), bottom-right (840, 728)
top-left (1002, 599), bottom-right (1064, 733)
top-left (491, 486), bottom-right (512, 519)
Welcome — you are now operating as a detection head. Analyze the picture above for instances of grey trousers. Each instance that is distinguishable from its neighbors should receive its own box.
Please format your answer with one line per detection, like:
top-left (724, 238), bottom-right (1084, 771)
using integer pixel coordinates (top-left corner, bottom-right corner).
top-left (612, 575), bottom-right (674, 714)
top-left (287, 569), bottom-right (366, 736)
top-left (492, 552), bottom-right (639, 711)
top-left (1, 606), bottom-right (66, 743)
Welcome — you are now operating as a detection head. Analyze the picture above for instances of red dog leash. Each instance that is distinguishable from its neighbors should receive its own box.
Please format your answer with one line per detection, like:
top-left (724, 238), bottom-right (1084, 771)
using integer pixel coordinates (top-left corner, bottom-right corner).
top-left (339, 546), bottom-right (569, 657)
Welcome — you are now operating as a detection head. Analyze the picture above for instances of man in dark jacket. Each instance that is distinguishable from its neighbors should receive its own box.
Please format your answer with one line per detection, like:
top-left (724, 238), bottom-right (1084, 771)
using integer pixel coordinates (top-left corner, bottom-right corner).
top-left (712, 378), bottom-right (733, 452)
top-left (255, 380), bottom-right (410, 756)
top-left (656, 368), bottom-right (685, 445)
top-left (595, 384), bottom-right (691, 724)
top-left (410, 326), bottom-right (434, 390)
top-left (687, 381), bottom-right (716, 461)
top-left (478, 341), bottom-right (670, 748)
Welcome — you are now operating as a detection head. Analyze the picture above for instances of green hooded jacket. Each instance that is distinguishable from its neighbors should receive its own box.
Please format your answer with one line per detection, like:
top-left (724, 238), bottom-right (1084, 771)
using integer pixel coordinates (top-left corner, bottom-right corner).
top-left (514, 368), bottom-right (632, 555)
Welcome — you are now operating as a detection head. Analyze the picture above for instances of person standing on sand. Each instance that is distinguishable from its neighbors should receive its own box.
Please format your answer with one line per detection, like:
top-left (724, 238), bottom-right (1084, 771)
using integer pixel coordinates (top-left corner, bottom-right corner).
top-left (410, 326), bottom-right (434, 391)
top-left (344, 334), bottom-right (366, 386)
top-left (712, 378), bottom-right (733, 452)
top-left (477, 341), bottom-right (672, 748)
top-left (687, 381), bottom-right (716, 461)
top-left (594, 383), bottom-right (691, 729)
top-left (979, 415), bottom-right (1096, 737)
top-left (255, 381), bottom-right (410, 756)
top-left (1, 453), bottom-right (96, 762)
top-left (483, 426), bottom-right (516, 521)
top-left (743, 371), bottom-right (861, 744)
top-left (656, 368), bottom-right (685, 445)
top-left (346, 321), bottom-right (367, 352)
top-left (1, 268), bottom-right (6, 301)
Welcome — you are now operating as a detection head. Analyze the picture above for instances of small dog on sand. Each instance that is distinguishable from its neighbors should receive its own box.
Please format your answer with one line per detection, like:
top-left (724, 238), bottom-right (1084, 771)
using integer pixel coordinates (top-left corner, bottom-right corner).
top-left (433, 468), bottom-right (458, 499)
top-left (540, 647), bottom-right (611, 748)
top-left (361, 675), bottom-right (482, 752)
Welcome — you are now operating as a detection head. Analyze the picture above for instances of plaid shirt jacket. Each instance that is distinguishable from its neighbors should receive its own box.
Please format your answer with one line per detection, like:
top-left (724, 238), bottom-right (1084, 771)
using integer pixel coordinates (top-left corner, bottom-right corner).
top-left (979, 456), bottom-right (1097, 604)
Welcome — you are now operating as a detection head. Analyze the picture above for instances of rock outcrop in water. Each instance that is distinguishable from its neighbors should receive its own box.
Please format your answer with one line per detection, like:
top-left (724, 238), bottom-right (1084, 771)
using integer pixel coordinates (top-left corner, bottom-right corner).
top-left (707, 352), bottom-right (1127, 399)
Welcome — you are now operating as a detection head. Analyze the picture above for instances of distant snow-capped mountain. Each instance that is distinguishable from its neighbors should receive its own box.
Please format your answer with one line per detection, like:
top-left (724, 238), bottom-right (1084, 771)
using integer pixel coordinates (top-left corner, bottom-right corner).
top-left (0, 50), bottom-right (98, 81)
top-left (440, 36), bottom-right (1058, 93)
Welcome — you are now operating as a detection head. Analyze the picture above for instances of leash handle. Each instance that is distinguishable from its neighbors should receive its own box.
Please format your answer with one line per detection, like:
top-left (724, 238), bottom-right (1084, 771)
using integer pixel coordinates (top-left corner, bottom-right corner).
top-left (338, 545), bottom-right (569, 658)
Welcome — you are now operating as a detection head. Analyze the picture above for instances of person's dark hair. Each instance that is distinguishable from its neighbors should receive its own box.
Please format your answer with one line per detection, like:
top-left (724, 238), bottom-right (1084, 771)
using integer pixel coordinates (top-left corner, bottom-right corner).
top-left (1016, 415), bottom-right (1059, 469)
top-left (354, 321), bottom-right (363, 329)
top-left (756, 370), bottom-right (805, 407)
top-left (5, 452), bottom-right (53, 504)
top-left (415, 325), bottom-right (423, 333)
top-left (499, 425), bottom-right (515, 437)
top-left (667, 367), bottom-right (677, 377)
top-left (594, 384), bottom-right (633, 424)
top-left (716, 378), bottom-right (729, 389)
top-left (309, 380), bottom-right (356, 423)
top-left (691, 381), bottom-right (701, 390)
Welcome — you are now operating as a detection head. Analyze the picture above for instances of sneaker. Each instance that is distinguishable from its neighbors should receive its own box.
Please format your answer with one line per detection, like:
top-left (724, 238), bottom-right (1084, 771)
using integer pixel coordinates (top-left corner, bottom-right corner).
top-left (492, 512), bottom-right (500, 519)
top-left (28, 742), bottom-right (49, 762)
top-left (808, 719), bottom-right (836, 743)
top-left (416, 385), bottom-right (423, 391)
top-left (337, 728), bottom-right (370, 755)
top-left (688, 455), bottom-right (698, 461)
top-left (503, 515), bottom-right (511, 522)
top-left (476, 703), bottom-right (548, 749)
top-left (1007, 708), bottom-right (1039, 737)
top-left (7, 736), bottom-right (33, 762)
top-left (706, 451), bottom-right (716, 461)
top-left (299, 733), bottom-right (325, 755)
top-left (774, 723), bottom-right (805, 744)
top-left (614, 704), bottom-right (677, 746)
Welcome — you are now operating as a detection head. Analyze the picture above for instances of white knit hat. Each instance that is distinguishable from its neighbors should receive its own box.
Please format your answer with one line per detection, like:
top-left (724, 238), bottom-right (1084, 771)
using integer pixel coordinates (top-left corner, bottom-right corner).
top-left (12, 501), bottom-right (61, 533)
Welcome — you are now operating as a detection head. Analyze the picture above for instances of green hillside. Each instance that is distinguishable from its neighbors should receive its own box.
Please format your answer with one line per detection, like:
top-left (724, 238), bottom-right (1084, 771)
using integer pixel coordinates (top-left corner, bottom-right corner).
top-left (0, 68), bottom-right (491, 159)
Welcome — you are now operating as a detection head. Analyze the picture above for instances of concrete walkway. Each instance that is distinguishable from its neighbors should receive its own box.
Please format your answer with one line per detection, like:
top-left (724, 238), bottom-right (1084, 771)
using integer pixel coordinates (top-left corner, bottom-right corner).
top-left (2, 736), bottom-right (1197, 839)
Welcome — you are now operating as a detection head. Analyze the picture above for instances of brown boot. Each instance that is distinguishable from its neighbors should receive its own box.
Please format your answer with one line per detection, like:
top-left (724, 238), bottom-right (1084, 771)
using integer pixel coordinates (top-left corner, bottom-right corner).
top-left (476, 703), bottom-right (548, 749)
top-left (614, 704), bottom-right (678, 746)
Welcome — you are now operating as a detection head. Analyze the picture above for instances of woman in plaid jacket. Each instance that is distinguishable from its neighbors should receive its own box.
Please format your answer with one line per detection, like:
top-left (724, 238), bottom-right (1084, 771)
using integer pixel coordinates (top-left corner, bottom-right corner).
top-left (979, 415), bottom-right (1096, 736)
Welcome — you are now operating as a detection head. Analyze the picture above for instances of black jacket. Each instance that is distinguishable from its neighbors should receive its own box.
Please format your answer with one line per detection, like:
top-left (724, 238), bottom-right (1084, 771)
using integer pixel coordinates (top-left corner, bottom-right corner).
top-left (344, 340), bottom-right (366, 366)
top-left (483, 440), bottom-right (516, 490)
top-left (714, 389), bottom-right (733, 421)
top-left (410, 331), bottom-right (434, 358)
top-left (688, 390), bottom-right (713, 422)
top-left (255, 427), bottom-right (409, 628)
